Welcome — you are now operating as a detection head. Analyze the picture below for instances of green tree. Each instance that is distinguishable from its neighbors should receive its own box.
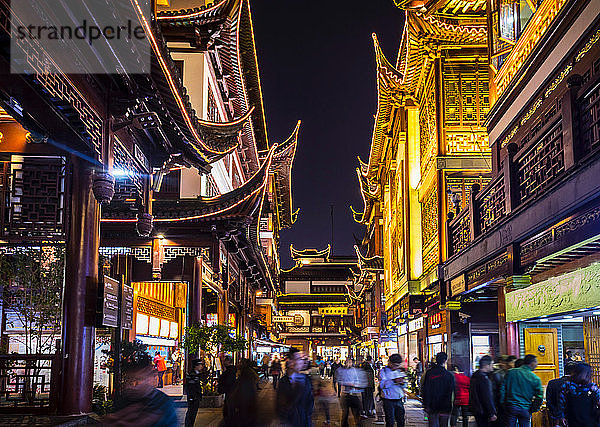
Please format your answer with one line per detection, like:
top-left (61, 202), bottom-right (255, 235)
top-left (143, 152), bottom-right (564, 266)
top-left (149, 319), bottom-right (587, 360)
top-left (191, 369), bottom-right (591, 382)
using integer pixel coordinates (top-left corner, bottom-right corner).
top-left (181, 323), bottom-right (247, 394)
top-left (0, 247), bottom-right (64, 355)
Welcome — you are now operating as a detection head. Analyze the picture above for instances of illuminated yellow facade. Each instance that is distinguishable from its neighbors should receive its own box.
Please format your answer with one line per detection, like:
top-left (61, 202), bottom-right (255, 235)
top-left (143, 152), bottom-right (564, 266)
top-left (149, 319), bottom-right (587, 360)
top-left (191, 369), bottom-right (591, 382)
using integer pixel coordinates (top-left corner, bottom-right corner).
top-left (356, 1), bottom-right (492, 312)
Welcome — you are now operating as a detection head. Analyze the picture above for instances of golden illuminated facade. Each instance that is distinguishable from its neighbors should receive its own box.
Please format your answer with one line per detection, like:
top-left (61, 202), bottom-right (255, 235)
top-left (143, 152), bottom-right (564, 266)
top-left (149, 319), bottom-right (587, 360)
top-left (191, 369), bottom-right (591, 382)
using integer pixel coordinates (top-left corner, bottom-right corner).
top-left (357, 1), bottom-right (491, 307)
top-left (355, 0), bottom-right (492, 361)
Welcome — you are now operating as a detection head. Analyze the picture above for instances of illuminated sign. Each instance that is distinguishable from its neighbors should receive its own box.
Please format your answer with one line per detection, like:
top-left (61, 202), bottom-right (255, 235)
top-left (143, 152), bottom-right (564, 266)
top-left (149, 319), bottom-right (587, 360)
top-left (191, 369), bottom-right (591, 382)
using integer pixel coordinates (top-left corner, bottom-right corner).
top-left (429, 312), bottom-right (443, 329)
top-left (272, 316), bottom-right (295, 323)
top-left (408, 317), bottom-right (424, 332)
top-left (398, 324), bottom-right (407, 335)
top-left (318, 307), bottom-right (348, 316)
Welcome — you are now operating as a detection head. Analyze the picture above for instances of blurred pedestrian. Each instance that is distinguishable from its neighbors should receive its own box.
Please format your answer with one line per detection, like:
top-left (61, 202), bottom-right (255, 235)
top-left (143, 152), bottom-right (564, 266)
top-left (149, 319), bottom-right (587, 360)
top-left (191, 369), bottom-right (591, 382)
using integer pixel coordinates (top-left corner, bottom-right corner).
top-left (103, 350), bottom-right (177, 426)
top-left (271, 355), bottom-right (282, 390)
top-left (316, 355), bottom-right (325, 378)
top-left (514, 358), bottom-right (524, 368)
top-left (450, 363), bottom-right (470, 427)
top-left (276, 348), bottom-right (314, 427)
top-left (361, 355), bottom-right (376, 417)
top-left (171, 348), bottom-right (182, 385)
top-left (184, 359), bottom-right (205, 427)
top-left (545, 362), bottom-right (573, 426)
top-left (469, 355), bottom-right (497, 427)
top-left (337, 357), bottom-right (368, 427)
top-left (500, 354), bottom-right (542, 427)
top-left (379, 353), bottom-right (406, 427)
top-left (218, 356), bottom-right (237, 423)
top-left (490, 354), bottom-right (515, 426)
top-left (153, 351), bottom-right (167, 388)
top-left (422, 352), bottom-right (455, 427)
top-left (559, 362), bottom-right (600, 427)
top-left (223, 358), bottom-right (259, 427)
top-left (310, 361), bottom-right (335, 425)
top-left (261, 354), bottom-right (270, 379)
top-left (331, 358), bottom-right (342, 397)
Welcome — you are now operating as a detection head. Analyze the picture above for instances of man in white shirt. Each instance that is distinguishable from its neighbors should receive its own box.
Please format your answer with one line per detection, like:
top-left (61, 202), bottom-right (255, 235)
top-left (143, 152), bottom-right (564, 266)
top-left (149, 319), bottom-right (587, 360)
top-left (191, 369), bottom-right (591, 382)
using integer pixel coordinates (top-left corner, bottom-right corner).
top-left (379, 353), bottom-right (406, 427)
top-left (337, 358), bottom-right (368, 427)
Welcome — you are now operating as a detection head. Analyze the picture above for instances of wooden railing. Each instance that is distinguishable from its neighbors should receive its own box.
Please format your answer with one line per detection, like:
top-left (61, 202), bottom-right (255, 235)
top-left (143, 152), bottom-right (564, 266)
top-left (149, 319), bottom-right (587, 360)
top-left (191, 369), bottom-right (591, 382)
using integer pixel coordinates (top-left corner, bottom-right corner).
top-left (0, 354), bottom-right (61, 414)
top-left (447, 65), bottom-right (600, 258)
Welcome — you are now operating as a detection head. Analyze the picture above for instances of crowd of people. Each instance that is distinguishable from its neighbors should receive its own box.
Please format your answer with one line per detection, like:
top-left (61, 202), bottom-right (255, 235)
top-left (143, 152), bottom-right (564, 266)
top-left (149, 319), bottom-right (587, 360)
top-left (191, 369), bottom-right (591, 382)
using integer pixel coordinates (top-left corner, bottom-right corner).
top-left (105, 347), bottom-right (600, 427)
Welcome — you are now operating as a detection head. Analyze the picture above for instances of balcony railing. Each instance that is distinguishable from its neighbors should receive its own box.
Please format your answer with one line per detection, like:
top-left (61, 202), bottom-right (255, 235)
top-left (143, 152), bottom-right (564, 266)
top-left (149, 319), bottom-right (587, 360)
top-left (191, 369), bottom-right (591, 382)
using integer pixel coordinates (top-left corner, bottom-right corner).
top-left (448, 65), bottom-right (599, 258)
top-left (0, 354), bottom-right (61, 414)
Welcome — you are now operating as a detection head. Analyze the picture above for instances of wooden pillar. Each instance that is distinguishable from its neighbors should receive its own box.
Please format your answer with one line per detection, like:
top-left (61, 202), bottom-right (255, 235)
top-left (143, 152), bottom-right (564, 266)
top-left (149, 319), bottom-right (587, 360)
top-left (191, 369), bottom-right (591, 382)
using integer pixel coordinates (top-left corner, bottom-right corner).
top-left (469, 183), bottom-right (481, 241)
top-left (190, 256), bottom-right (202, 326)
top-left (218, 291), bottom-right (228, 325)
top-left (498, 285), bottom-right (508, 355)
top-left (59, 157), bottom-right (99, 415)
top-left (503, 143), bottom-right (519, 214)
top-left (562, 74), bottom-right (582, 170)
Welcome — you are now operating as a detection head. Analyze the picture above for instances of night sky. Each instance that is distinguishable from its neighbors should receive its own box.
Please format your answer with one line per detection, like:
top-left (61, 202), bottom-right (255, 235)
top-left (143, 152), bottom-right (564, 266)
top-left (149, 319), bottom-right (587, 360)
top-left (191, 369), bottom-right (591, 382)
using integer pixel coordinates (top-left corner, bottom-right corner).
top-left (251, 1), bottom-right (405, 268)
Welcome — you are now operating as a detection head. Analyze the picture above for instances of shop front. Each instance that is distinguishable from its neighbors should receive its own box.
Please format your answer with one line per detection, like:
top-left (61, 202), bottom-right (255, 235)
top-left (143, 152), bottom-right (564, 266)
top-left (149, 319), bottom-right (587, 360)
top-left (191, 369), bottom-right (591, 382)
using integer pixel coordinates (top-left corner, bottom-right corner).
top-left (505, 263), bottom-right (600, 385)
top-left (426, 309), bottom-right (447, 362)
top-left (131, 281), bottom-right (186, 386)
top-left (408, 316), bottom-right (425, 368)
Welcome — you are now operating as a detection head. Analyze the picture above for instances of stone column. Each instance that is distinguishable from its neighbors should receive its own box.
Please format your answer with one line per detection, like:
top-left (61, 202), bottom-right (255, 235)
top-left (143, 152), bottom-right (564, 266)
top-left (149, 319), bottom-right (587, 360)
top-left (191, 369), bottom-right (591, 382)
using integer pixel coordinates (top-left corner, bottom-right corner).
top-left (59, 157), bottom-right (100, 415)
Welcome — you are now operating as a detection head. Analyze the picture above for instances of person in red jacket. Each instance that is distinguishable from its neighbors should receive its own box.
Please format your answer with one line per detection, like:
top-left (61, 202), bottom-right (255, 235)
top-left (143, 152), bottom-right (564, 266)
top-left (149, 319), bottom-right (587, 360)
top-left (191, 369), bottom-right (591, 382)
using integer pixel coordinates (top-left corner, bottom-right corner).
top-left (451, 363), bottom-right (471, 427)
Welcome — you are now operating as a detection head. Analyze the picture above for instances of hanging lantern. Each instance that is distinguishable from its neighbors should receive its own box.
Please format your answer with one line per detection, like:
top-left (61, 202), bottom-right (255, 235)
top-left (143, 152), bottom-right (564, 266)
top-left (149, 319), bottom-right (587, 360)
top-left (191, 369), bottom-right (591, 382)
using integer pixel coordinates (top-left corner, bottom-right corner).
top-left (136, 212), bottom-right (153, 237)
top-left (92, 171), bottom-right (115, 204)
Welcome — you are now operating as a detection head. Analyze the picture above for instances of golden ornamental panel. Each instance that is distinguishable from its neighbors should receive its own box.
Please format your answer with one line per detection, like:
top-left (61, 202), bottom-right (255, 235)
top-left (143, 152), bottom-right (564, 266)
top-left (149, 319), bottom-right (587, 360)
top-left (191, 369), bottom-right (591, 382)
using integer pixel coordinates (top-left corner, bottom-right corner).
top-left (421, 187), bottom-right (438, 250)
top-left (136, 296), bottom-right (176, 322)
top-left (446, 132), bottom-right (490, 155)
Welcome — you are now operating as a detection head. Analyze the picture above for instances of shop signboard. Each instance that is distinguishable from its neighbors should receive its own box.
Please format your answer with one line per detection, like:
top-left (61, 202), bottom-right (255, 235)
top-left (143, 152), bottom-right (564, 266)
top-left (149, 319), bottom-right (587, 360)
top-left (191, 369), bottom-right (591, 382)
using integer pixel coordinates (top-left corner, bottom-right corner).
top-left (399, 323), bottom-right (407, 336)
top-left (427, 311), bottom-right (447, 335)
top-left (408, 317), bottom-right (424, 332)
top-left (450, 274), bottom-right (466, 297)
top-left (102, 276), bottom-right (119, 328)
top-left (272, 315), bottom-right (295, 323)
top-left (122, 283), bottom-right (134, 330)
top-left (361, 327), bottom-right (378, 336)
top-left (318, 307), bottom-right (348, 316)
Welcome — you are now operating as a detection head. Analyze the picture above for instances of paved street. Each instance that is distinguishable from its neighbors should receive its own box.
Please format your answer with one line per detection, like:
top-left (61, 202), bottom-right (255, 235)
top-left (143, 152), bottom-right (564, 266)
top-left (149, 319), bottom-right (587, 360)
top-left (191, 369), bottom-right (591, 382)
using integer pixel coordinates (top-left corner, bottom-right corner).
top-left (168, 378), bottom-right (474, 427)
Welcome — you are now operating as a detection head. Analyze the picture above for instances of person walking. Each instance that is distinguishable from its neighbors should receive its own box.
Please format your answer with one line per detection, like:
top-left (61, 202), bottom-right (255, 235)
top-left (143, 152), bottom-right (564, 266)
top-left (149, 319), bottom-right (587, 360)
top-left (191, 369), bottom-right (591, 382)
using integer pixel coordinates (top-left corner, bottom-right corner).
top-left (361, 355), bottom-right (376, 417)
top-left (469, 355), bottom-right (497, 427)
top-left (421, 352), bottom-right (455, 427)
top-left (184, 359), bottom-right (205, 427)
top-left (270, 355), bottom-right (282, 390)
top-left (337, 357), bottom-right (368, 427)
top-left (171, 348), bottom-right (181, 385)
top-left (331, 358), bottom-right (342, 397)
top-left (224, 358), bottom-right (259, 427)
top-left (500, 354), bottom-right (543, 427)
top-left (218, 356), bottom-right (237, 423)
top-left (559, 362), bottom-right (600, 427)
top-left (450, 363), bottom-right (470, 427)
top-left (153, 351), bottom-right (167, 388)
top-left (545, 362), bottom-right (573, 426)
top-left (276, 348), bottom-right (314, 427)
top-left (379, 353), bottom-right (406, 427)
top-left (491, 355), bottom-right (516, 426)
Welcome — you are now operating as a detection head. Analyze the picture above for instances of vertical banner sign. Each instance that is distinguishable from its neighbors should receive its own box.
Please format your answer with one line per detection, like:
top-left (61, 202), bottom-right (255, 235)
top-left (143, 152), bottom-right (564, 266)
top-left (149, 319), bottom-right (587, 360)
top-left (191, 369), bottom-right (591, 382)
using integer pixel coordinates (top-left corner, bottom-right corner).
top-left (122, 284), bottom-right (134, 330)
top-left (102, 276), bottom-right (119, 327)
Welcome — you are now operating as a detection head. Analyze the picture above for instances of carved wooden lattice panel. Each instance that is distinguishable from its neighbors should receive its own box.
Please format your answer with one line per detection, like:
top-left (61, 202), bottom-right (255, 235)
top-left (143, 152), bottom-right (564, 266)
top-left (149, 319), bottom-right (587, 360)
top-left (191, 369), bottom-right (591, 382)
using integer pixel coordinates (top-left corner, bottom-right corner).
top-left (451, 210), bottom-right (471, 254)
top-left (420, 79), bottom-right (437, 175)
top-left (517, 121), bottom-right (564, 203)
top-left (446, 176), bottom-right (490, 216)
top-left (1, 157), bottom-right (66, 239)
top-left (421, 187), bottom-right (438, 251)
top-left (113, 139), bottom-right (144, 202)
top-left (479, 176), bottom-right (506, 234)
top-left (580, 81), bottom-right (600, 155)
top-left (443, 63), bottom-right (489, 127)
top-left (584, 316), bottom-right (600, 385)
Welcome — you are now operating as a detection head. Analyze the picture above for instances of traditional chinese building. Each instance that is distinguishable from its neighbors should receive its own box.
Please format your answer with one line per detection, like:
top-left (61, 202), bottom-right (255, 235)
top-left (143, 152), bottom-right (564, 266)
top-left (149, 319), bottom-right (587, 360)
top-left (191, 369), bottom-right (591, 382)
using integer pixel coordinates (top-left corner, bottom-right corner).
top-left (443, 0), bottom-right (600, 383)
top-left (277, 246), bottom-right (358, 361)
top-left (355, 0), bottom-right (492, 368)
top-left (0, 0), bottom-right (297, 415)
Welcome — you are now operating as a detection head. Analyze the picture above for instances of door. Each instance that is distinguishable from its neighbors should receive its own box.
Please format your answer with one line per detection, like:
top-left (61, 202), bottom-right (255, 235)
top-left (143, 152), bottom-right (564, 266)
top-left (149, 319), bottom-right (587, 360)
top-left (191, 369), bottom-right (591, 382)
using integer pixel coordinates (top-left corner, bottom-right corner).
top-left (523, 328), bottom-right (559, 385)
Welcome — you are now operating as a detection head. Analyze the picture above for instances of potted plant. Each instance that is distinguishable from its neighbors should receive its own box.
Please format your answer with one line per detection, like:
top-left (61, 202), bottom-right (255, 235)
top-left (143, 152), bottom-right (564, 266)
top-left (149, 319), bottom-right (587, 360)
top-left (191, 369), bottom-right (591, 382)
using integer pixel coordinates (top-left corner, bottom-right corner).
top-left (181, 323), bottom-right (246, 407)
